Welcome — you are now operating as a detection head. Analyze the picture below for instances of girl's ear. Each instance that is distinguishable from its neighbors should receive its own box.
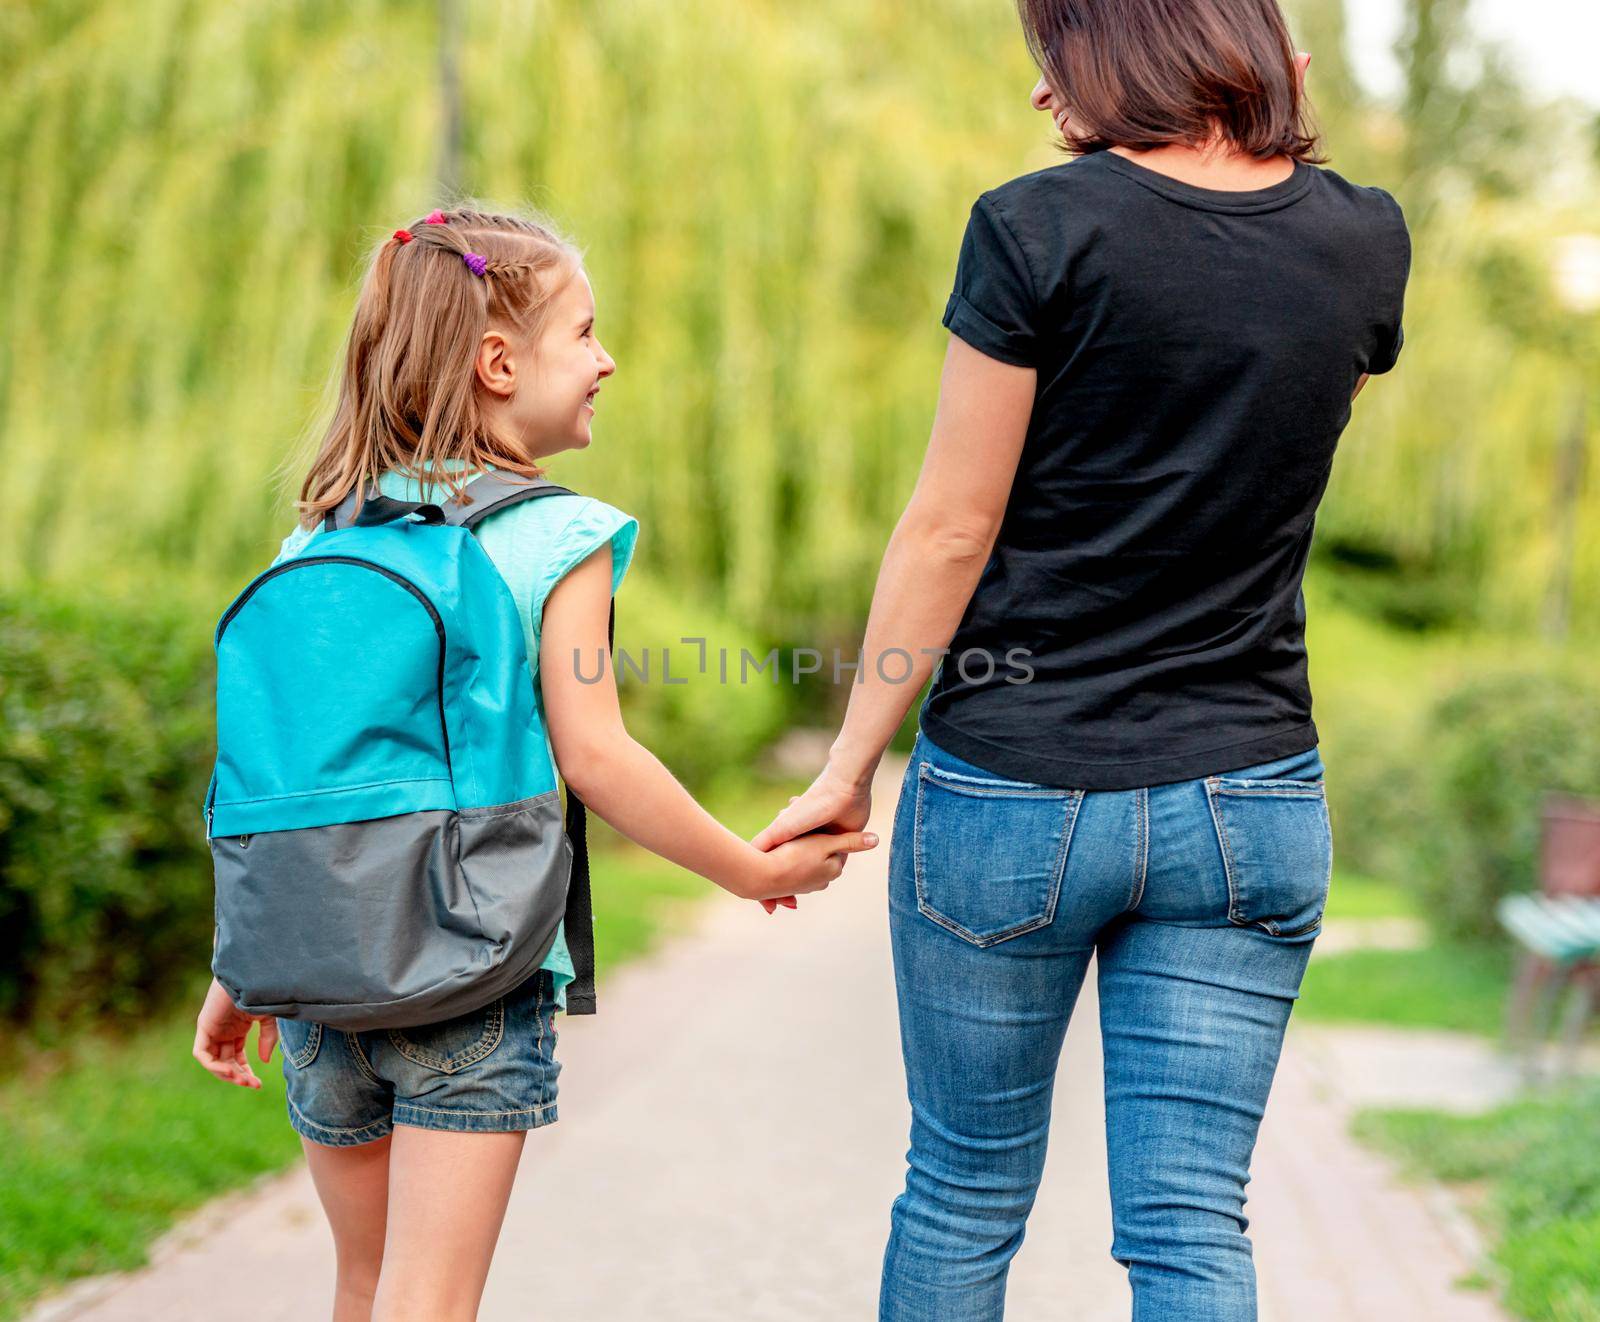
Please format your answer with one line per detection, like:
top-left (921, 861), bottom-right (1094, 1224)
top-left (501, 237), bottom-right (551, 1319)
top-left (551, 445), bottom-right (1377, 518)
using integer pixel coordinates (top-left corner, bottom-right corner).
top-left (475, 329), bottom-right (517, 399)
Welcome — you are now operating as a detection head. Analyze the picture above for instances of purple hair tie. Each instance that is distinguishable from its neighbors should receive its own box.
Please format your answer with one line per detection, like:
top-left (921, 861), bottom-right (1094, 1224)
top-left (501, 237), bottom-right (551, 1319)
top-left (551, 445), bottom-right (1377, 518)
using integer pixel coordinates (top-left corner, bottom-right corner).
top-left (462, 252), bottom-right (488, 277)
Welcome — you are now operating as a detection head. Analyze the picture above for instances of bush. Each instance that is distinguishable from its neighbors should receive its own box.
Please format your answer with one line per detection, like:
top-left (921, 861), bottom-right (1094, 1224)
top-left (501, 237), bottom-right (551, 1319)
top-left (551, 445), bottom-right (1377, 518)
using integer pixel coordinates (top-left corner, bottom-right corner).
top-left (612, 572), bottom-right (791, 792)
top-left (1410, 664), bottom-right (1600, 941)
top-left (0, 578), bottom-right (788, 1041)
top-left (1304, 578), bottom-right (1441, 887)
top-left (0, 592), bottom-right (216, 1040)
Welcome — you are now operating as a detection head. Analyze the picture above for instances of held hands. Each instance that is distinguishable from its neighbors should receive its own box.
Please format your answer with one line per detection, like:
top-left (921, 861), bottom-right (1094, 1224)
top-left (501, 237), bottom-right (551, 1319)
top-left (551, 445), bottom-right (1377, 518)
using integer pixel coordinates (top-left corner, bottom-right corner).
top-left (192, 976), bottom-right (278, 1089)
top-left (748, 762), bottom-right (877, 913)
top-left (741, 824), bottom-right (878, 906)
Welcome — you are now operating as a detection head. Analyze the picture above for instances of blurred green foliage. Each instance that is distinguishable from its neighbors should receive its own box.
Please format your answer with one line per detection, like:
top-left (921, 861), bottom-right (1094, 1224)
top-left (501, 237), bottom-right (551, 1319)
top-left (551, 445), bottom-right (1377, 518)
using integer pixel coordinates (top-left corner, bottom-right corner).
top-left (0, 593), bottom-right (216, 1041)
top-left (0, 0), bottom-right (1037, 639)
top-left (1309, 577), bottom-right (1600, 940)
top-left (1413, 666), bottom-right (1600, 940)
top-left (0, 0), bottom-right (1596, 640)
top-left (609, 573), bottom-right (791, 791)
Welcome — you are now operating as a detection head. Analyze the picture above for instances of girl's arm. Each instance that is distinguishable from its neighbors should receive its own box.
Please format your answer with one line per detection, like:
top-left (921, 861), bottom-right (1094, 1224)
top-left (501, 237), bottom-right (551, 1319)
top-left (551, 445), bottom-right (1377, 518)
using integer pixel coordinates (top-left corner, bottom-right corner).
top-left (753, 337), bottom-right (1036, 850)
top-left (540, 544), bottom-right (876, 901)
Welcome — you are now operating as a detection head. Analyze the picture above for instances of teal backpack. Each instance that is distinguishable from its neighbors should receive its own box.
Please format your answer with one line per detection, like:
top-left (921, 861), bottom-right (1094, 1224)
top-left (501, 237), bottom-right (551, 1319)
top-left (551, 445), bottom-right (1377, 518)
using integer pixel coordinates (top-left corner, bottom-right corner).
top-left (203, 473), bottom-right (603, 1029)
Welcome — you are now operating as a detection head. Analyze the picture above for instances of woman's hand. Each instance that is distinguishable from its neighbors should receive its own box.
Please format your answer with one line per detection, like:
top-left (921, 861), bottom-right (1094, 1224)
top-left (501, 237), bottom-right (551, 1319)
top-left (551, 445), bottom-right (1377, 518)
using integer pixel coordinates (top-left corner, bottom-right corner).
top-left (192, 977), bottom-right (278, 1090)
top-left (737, 826), bottom-right (878, 903)
top-left (749, 765), bottom-right (876, 912)
top-left (754, 765), bottom-right (874, 854)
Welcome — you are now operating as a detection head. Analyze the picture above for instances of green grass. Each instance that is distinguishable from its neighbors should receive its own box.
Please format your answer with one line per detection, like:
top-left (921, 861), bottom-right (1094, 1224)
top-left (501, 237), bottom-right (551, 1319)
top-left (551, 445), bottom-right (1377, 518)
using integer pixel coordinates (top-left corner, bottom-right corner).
top-left (1299, 870), bottom-right (1510, 1037)
top-left (0, 1001), bottom-right (300, 1320)
top-left (589, 842), bottom-right (714, 970)
top-left (1323, 870), bottom-right (1420, 922)
top-left (1355, 1087), bottom-right (1600, 1321)
top-left (0, 776), bottom-right (797, 1321)
top-left (1298, 940), bottom-right (1513, 1034)
top-left (1298, 872), bottom-right (1513, 1035)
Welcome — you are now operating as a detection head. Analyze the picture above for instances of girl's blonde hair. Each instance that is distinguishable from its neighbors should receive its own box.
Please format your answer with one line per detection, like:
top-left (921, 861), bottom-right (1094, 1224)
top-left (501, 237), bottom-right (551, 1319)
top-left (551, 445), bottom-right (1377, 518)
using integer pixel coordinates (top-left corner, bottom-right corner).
top-left (295, 207), bottom-right (582, 529)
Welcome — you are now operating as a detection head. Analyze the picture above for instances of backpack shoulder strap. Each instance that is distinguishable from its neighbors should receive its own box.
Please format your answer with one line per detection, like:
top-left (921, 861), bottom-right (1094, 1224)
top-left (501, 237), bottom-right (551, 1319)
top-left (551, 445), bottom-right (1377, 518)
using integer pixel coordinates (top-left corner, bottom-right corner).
top-left (323, 481), bottom-right (378, 532)
top-left (443, 473), bottom-right (576, 529)
top-left (444, 470), bottom-right (603, 1014)
top-left (321, 473), bottom-right (576, 533)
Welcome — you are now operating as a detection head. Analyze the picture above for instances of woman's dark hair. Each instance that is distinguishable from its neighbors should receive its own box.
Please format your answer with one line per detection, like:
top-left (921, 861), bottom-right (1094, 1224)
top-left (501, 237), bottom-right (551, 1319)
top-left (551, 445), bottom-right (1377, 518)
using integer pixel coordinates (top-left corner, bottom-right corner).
top-left (1016, 0), bottom-right (1324, 162)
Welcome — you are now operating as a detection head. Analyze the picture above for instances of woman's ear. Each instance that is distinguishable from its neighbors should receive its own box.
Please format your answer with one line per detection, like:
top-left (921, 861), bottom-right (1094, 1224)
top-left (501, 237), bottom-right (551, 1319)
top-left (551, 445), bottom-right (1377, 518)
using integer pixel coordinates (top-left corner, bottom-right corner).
top-left (1294, 51), bottom-right (1311, 92)
top-left (475, 329), bottom-right (516, 399)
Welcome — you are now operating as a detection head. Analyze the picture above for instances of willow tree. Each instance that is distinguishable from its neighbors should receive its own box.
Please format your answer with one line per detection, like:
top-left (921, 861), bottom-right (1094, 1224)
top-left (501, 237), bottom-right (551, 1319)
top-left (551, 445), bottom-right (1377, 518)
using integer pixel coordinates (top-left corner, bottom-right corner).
top-left (0, 0), bottom-right (1594, 642)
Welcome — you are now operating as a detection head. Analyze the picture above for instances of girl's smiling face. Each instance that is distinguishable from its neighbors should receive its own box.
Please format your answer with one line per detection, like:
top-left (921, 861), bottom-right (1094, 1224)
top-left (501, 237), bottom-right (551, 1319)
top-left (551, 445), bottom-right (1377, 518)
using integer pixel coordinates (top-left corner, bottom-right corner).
top-left (529, 268), bottom-right (615, 456)
top-left (482, 266), bottom-right (616, 461)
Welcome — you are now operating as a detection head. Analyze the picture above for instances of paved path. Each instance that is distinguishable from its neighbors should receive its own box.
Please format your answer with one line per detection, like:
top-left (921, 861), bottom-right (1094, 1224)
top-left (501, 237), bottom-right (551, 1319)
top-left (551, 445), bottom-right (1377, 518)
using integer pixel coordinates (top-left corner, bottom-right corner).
top-left (40, 765), bottom-right (1508, 1322)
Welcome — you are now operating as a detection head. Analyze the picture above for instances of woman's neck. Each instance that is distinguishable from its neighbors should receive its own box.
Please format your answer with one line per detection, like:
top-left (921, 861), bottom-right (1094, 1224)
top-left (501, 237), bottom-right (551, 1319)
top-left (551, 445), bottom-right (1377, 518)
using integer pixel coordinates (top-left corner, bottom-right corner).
top-left (1107, 141), bottom-right (1295, 192)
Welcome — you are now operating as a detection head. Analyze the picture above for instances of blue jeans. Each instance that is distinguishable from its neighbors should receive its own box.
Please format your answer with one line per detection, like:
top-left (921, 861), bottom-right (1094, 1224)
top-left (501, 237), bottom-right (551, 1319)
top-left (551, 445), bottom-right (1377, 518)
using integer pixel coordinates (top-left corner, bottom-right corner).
top-left (880, 734), bottom-right (1331, 1321)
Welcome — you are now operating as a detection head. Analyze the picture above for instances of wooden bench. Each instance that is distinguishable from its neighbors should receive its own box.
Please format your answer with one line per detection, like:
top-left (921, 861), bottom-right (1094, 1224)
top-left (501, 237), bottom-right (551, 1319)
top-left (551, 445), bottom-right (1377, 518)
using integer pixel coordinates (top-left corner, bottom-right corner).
top-left (1499, 795), bottom-right (1600, 1079)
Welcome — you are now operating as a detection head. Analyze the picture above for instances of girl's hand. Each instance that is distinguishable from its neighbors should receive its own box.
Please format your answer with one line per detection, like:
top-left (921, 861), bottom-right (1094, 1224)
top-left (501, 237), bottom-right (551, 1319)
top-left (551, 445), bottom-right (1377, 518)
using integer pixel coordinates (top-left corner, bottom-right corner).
top-left (192, 977), bottom-right (278, 1090)
top-left (741, 828), bottom-right (878, 903)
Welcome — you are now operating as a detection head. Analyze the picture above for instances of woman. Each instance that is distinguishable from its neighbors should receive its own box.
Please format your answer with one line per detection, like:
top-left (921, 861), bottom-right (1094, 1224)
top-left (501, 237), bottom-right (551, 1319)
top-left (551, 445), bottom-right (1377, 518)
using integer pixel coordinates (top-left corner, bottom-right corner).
top-left (755, 0), bottom-right (1409, 1317)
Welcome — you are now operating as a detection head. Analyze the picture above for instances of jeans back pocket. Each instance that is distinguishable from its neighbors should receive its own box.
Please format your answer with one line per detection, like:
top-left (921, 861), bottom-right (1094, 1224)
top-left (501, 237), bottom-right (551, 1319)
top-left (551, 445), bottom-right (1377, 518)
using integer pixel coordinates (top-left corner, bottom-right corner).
top-left (387, 998), bottom-right (506, 1074)
top-left (913, 762), bottom-right (1083, 947)
top-left (277, 1018), bottom-right (323, 1070)
top-left (1205, 774), bottom-right (1333, 937)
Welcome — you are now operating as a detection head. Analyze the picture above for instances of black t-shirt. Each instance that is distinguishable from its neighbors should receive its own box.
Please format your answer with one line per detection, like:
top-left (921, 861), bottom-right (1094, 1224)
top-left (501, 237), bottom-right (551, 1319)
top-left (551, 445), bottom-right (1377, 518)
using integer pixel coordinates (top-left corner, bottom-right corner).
top-left (921, 150), bottom-right (1410, 790)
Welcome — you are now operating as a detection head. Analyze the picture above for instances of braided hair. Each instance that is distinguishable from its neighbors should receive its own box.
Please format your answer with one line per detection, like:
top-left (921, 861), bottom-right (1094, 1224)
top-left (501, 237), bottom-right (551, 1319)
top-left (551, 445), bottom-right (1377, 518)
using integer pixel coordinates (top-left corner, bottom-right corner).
top-left (296, 205), bottom-right (583, 528)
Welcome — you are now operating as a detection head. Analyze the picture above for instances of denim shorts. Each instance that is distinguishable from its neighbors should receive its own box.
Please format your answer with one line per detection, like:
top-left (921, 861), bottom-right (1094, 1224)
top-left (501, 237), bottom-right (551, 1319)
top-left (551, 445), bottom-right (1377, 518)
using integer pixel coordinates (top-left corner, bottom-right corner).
top-left (277, 969), bottom-right (561, 1147)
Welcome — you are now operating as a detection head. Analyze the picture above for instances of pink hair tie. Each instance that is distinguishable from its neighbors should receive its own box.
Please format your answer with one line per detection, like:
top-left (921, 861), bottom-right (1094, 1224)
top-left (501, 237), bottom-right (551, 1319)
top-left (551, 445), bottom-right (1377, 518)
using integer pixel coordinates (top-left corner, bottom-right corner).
top-left (423, 209), bottom-right (448, 225)
top-left (462, 252), bottom-right (488, 277)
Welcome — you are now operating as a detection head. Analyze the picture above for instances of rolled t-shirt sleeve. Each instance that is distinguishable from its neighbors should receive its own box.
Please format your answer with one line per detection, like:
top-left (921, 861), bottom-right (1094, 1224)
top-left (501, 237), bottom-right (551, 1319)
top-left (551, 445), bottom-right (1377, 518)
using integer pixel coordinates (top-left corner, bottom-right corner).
top-left (1368, 323), bottom-right (1404, 375)
top-left (1364, 191), bottom-right (1411, 375)
top-left (942, 194), bottom-right (1039, 368)
top-left (532, 498), bottom-right (639, 626)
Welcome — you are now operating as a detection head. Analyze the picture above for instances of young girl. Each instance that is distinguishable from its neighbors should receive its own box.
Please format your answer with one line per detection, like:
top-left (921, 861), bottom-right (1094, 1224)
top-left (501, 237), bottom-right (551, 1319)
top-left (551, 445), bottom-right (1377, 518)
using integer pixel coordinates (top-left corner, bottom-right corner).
top-left (191, 206), bottom-right (876, 1322)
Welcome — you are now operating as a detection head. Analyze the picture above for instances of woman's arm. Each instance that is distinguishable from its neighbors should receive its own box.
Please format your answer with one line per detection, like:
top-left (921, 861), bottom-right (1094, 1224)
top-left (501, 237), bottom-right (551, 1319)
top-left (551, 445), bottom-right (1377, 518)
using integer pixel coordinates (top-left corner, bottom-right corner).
top-left (753, 337), bottom-right (1036, 850)
top-left (540, 545), bottom-right (876, 901)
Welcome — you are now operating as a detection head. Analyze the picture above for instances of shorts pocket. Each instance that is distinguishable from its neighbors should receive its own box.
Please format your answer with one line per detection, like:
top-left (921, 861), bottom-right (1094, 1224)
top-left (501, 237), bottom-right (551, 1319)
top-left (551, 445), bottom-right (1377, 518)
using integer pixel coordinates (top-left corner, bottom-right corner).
top-left (387, 998), bottom-right (506, 1074)
top-left (1205, 774), bottom-right (1333, 937)
top-left (913, 762), bottom-right (1083, 947)
top-left (278, 1018), bottom-right (323, 1070)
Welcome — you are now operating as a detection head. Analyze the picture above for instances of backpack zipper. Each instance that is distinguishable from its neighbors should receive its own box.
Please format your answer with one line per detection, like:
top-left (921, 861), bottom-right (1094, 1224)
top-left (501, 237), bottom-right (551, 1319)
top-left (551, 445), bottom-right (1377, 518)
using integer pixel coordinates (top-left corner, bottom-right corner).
top-left (215, 555), bottom-right (453, 776)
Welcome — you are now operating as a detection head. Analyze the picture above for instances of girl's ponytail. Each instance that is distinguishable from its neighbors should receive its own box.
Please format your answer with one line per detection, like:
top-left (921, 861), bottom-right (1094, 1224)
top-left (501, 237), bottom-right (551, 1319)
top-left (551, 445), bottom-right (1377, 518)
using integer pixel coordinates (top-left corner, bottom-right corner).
top-left (296, 207), bottom-right (581, 529)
